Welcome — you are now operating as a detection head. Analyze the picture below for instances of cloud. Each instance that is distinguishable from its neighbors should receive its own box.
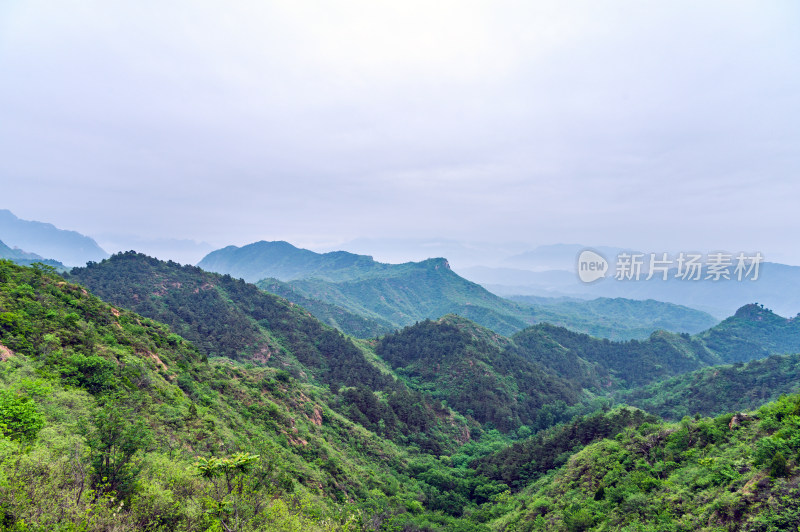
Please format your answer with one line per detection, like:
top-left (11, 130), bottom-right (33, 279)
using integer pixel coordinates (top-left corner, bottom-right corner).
top-left (0, 1), bottom-right (798, 260)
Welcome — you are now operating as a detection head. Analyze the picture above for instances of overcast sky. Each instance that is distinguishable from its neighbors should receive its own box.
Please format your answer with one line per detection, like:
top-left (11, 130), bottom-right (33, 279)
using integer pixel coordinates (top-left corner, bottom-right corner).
top-left (2, 1), bottom-right (799, 264)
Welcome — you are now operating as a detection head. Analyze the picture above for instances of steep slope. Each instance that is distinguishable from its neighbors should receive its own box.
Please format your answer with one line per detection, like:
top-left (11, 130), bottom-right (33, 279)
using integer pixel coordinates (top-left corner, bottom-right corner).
top-left (258, 276), bottom-right (396, 338)
top-left (375, 316), bottom-right (583, 432)
top-left (510, 295), bottom-right (718, 340)
top-left (489, 395), bottom-right (800, 531)
top-left (510, 324), bottom-right (721, 390)
top-left (697, 303), bottom-right (800, 363)
top-left (203, 240), bottom-right (722, 341)
top-left (269, 258), bottom-right (533, 337)
top-left (510, 303), bottom-right (800, 395)
top-left (0, 208), bottom-right (108, 266)
top-left (7, 259), bottom-right (800, 530)
top-left (67, 252), bottom-right (391, 390)
top-left (202, 240), bottom-right (534, 337)
top-left (618, 352), bottom-right (800, 420)
top-left (473, 407), bottom-right (658, 490)
top-left (0, 259), bottom-right (503, 530)
top-left (66, 252), bottom-right (475, 453)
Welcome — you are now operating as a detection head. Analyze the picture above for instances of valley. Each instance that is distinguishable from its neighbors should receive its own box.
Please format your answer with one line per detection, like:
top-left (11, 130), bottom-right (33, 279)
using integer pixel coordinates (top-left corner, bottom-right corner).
top-left (3, 244), bottom-right (800, 530)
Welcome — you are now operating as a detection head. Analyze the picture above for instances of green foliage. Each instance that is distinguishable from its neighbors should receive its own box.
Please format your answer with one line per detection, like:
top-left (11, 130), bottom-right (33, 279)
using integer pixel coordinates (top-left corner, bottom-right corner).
top-left (698, 303), bottom-right (800, 363)
top-left (511, 295), bottom-right (719, 341)
top-left (769, 451), bottom-right (789, 478)
top-left (258, 257), bottom-right (534, 338)
top-left (497, 398), bottom-right (800, 531)
top-left (618, 352), bottom-right (800, 420)
top-left (0, 389), bottom-right (44, 441)
top-left (259, 277), bottom-right (396, 338)
top-left (83, 398), bottom-right (153, 502)
top-left (512, 323), bottom-right (721, 390)
top-left (473, 407), bottom-right (657, 489)
top-left (376, 317), bottom-right (580, 432)
top-left (7, 256), bottom-right (800, 531)
top-left (194, 452), bottom-right (260, 531)
top-left (0, 261), bottom-right (498, 530)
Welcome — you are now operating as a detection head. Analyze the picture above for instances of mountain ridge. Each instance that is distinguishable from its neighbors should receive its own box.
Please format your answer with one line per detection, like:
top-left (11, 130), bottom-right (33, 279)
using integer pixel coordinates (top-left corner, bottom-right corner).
top-left (0, 209), bottom-right (108, 266)
top-left (201, 240), bottom-right (719, 340)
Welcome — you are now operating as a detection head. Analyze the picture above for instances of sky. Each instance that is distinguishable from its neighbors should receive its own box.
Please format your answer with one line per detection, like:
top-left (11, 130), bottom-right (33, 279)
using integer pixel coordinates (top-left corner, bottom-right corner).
top-left (2, 1), bottom-right (799, 265)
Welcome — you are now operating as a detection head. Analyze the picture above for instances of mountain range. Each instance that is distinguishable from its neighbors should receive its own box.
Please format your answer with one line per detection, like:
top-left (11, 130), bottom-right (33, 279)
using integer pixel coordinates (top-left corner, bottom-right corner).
top-left (0, 238), bottom-right (65, 269)
top-left (199, 240), bottom-right (718, 340)
top-left (0, 209), bottom-right (108, 266)
top-left (461, 243), bottom-right (800, 319)
top-left (6, 250), bottom-right (800, 529)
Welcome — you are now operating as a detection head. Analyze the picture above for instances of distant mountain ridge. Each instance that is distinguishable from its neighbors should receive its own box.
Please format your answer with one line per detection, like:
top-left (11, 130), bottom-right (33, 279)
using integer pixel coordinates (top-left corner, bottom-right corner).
top-left (0, 238), bottom-right (65, 269)
top-left (461, 243), bottom-right (800, 319)
top-left (200, 240), bottom-right (718, 340)
top-left (201, 240), bottom-right (535, 336)
top-left (0, 209), bottom-right (108, 266)
top-left (197, 240), bottom-right (393, 282)
top-left (67, 252), bottom-right (800, 429)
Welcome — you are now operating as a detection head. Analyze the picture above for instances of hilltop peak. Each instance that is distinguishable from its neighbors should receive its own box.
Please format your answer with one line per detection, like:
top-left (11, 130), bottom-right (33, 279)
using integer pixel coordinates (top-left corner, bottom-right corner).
top-left (733, 303), bottom-right (783, 320)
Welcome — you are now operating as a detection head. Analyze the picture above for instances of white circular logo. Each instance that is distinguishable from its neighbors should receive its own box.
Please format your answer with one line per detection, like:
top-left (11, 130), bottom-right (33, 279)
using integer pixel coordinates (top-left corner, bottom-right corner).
top-left (577, 249), bottom-right (608, 283)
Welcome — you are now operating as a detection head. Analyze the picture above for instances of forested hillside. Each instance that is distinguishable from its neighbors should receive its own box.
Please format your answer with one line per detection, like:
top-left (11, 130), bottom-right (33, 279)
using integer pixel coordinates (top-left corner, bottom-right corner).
top-left (490, 395), bottom-right (800, 531)
top-left (618, 352), bottom-right (800, 420)
top-left (697, 303), bottom-right (800, 363)
top-left (67, 252), bottom-right (477, 454)
top-left (510, 324), bottom-right (720, 389)
top-left (0, 259), bottom-right (514, 530)
top-left (202, 241), bottom-right (719, 341)
top-left (257, 257), bottom-right (533, 337)
top-left (375, 316), bottom-right (582, 432)
top-left (5, 258), bottom-right (800, 530)
top-left (509, 296), bottom-right (718, 340)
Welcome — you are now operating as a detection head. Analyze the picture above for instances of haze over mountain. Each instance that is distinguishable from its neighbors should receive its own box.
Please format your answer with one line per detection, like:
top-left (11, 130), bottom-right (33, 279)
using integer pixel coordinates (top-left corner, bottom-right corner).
top-left (94, 234), bottom-right (216, 266)
top-left (0, 209), bottom-right (108, 267)
top-left (459, 244), bottom-right (800, 319)
top-left (0, 238), bottom-right (65, 269)
top-left (3, 1), bottom-right (799, 527)
top-left (197, 240), bottom-right (717, 339)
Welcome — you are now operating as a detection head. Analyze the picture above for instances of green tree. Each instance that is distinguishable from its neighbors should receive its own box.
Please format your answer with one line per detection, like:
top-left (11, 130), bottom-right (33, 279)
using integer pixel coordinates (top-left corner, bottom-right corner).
top-left (195, 452), bottom-right (260, 531)
top-left (0, 390), bottom-right (44, 442)
top-left (84, 400), bottom-right (152, 502)
top-left (769, 451), bottom-right (789, 478)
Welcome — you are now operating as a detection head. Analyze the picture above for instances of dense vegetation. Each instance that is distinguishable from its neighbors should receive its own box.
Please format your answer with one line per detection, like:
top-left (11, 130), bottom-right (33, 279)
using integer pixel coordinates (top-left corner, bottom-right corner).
top-left (697, 303), bottom-right (800, 363)
top-left (510, 324), bottom-right (720, 390)
top-left (0, 260), bottom-right (513, 530)
top-left (5, 256), bottom-right (800, 530)
top-left (473, 407), bottom-right (658, 490)
top-left (68, 253), bottom-right (481, 454)
top-left (259, 277), bottom-right (395, 338)
top-left (618, 352), bottom-right (800, 420)
top-left (376, 317), bottom-right (581, 432)
top-left (494, 395), bottom-right (800, 531)
top-left (257, 258), bottom-right (532, 337)
top-left (203, 240), bottom-right (720, 341)
top-left (510, 296), bottom-right (718, 341)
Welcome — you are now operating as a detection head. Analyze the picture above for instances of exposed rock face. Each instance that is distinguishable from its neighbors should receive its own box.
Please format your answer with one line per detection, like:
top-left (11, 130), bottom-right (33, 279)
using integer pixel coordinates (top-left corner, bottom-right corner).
top-left (0, 344), bottom-right (13, 361)
top-left (729, 412), bottom-right (752, 429)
